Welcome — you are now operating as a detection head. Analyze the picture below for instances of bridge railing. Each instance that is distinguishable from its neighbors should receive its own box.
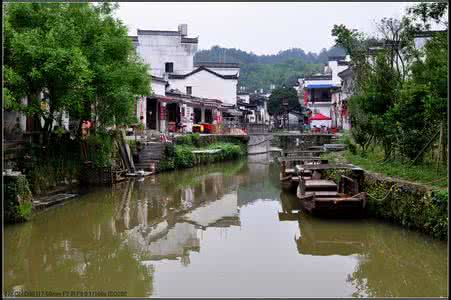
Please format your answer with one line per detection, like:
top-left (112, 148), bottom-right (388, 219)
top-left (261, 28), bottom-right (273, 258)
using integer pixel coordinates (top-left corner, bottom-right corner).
top-left (245, 123), bottom-right (269, 134)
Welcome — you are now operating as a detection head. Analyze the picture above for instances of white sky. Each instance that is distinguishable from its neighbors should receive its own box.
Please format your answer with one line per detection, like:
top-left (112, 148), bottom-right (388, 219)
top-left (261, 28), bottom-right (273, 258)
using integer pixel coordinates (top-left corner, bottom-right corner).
top-left (116, 2), bottom-right (415, 55)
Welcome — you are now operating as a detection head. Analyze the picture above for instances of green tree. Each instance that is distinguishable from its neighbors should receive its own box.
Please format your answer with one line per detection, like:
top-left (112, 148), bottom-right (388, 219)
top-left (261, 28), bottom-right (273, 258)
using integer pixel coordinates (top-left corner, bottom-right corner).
top-left (331, 2), bottom-right (448, 164)
top-left (4, 2), bottom-right (150, 142)
top-left (267, 86), bottom-right (302, 116)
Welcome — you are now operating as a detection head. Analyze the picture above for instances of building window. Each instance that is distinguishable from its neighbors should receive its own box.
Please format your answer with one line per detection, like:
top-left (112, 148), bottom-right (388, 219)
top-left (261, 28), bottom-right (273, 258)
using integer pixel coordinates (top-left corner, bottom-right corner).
top-left (186, 86), bottom-right (192, 95)
top-left (165, 62), bottom-right (174, 73)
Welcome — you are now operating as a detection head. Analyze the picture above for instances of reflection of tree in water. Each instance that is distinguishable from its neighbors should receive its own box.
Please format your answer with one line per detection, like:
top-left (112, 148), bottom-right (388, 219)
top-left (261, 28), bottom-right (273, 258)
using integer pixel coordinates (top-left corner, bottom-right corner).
top-left (346, 224), bottom-right (448, 297)
top-left (237, 161), bottom-right (280, 207)
top-left (294, 213), bottom-right (448, 297)
top-left (4, 187), bottom-right (154, 296)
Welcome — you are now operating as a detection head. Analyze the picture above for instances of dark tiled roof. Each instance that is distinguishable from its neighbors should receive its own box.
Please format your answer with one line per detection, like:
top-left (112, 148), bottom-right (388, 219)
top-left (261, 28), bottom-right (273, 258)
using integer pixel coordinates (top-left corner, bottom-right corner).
top-left (328, 56), bottom-right (346, 61)
top-left (161, 90), bottom-right (222, 108)
top-left (194, 62), bottom-right (240, 68)
top-left (338, 67), bottom-right (352, 78)
top-left (137, 29), bottom-right (180, 36)
top-left (237, 99), bottom-right (256, 107)
top-left (181, 37), bottom-right (198, 44)
top-left (168, 66), bottom-right (238, 80)
top-left (151, 75), bottom-right (167, 83)
top-left (304, 74), bottom-right (332, 80)
top-left (414, 30), bottom-right (447, 38)
top-left (338, 61), bottom-right (349, 66)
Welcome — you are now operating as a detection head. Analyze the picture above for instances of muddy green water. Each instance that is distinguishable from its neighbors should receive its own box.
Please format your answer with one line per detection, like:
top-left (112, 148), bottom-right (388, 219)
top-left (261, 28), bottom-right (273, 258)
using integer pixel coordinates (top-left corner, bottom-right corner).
top-left (4, 157), bottom-right (448, 297)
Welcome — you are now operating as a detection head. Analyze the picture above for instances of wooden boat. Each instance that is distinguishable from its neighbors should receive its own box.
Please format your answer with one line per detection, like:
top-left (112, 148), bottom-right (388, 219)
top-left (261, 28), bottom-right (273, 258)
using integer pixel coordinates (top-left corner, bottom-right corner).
top-left (296, 165), bottom-right (367, 216)
top-left (283, 149), bottom-right (326, 157)
top-left (279, 157), bottom-right (328, 193)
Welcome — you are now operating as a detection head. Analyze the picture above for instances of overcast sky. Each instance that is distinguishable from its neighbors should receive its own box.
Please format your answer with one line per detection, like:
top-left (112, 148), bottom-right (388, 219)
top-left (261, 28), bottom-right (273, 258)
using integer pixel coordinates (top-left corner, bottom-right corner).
top-left (116, 2), bottom-right (415, 55)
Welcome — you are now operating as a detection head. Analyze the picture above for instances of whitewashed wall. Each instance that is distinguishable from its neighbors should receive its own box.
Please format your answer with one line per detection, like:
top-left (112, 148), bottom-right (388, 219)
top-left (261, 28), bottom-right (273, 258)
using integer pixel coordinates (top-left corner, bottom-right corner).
top-left (151, 80), bottom-right (167, 96)
top-left (169, 70), bottom-right (238, 105)
top-left (308, 104), bottom-right (332, 118)
top-left (137, 35), bottom-right (197, 77)
top-left (237, 94), bottom-right (250, 103)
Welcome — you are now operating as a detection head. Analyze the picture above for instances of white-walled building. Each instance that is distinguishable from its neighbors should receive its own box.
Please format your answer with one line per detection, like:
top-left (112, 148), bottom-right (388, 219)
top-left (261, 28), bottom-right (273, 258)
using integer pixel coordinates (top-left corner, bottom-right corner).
top-left (168, 66), bottom-right (238, 106)
top-left (298, 55), bottom-right (350, 129)
top-left (134, 24), bottom-right (197, 78)
top-left (131, 24), bottom-right (240, 133)
top-left (331, 67), bottom-right (353, 130)
top-left (237, 92), bottom-right (250, 104)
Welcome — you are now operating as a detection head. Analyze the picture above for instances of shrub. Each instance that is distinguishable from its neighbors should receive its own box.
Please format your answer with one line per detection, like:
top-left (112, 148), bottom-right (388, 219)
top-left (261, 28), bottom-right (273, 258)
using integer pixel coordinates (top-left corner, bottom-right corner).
top-left (342, 134), bottom-right (357, 155)
top-left (191, 133), bottom-right (201, 147)
top-left (210, 143), bottom-right (245, 160)
top-left (164, 143), bottom-right (176, 158)
top-left (20, 136), bottom-right (82, 194)
top-left (176, 134), bottom-right (193, 146)
top-left (87, 132), bottom-right (113, 167)
top-left (159, 141), bottom-right (244, 171)
top-left (157, 159), bottom-right (175, 172)
top-left (174, 145), bottom-right (195, 168)
top-left (429, 190), bottom-right (448, 239)
top-left (4, 175), bottom-right (33, 223)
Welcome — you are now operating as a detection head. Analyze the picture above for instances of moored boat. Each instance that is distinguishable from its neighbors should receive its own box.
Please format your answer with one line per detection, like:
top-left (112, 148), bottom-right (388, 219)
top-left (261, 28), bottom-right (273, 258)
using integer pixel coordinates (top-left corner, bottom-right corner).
top-left (279, 156), bottom-right (327, 193)
top-left (295, 164), bottom-right (367, 217)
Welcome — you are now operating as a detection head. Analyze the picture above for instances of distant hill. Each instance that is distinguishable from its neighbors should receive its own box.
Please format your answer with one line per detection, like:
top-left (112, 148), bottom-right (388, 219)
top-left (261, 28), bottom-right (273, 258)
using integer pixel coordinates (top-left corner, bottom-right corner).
top-left (194, 46), bottom-right (346, 93)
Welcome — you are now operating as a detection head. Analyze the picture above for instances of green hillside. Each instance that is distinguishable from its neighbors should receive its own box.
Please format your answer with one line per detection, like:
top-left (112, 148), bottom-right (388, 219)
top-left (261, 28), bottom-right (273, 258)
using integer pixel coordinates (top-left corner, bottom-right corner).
top-left (194, 46), bottom-right (346, 93)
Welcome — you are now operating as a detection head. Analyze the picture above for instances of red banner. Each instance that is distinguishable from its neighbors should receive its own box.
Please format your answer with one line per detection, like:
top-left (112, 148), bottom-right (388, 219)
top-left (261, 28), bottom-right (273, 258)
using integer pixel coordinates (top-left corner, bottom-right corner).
top-left (160, 105), bottom-right (166, 120)
top-left (304, 90), bottom-right (308, 106)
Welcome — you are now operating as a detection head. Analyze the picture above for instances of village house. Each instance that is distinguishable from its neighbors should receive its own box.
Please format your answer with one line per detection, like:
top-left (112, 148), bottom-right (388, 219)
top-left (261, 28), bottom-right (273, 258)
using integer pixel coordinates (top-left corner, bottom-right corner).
top-left (298, 56), bottom-right (350, 131)
top-left (130, 24), bottom-right (240, 133)
top-left (236, 92), bottom-right (270, 125)
top-left (331, 67), bottom-right (353, 130)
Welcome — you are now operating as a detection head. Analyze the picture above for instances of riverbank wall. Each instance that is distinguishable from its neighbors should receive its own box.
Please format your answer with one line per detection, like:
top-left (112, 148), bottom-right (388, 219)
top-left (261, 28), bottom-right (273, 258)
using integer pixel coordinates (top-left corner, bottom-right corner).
top-left (363, 172), bottom-right (448, 240)
top-left (3, 174), bottom-right (33, 223)
top-left (323, 168), bottom-right (448, 240)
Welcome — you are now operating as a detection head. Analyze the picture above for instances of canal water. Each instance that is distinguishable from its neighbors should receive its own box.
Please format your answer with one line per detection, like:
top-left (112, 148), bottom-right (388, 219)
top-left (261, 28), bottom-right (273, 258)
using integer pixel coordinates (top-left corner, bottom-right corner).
top-left (4, 156), bottom-right (448, 297)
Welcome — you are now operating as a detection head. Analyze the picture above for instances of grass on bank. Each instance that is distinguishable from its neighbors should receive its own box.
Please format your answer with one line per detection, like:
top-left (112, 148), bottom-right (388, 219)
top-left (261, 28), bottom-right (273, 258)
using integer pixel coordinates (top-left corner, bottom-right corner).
top-left (158, 137), bottom-right (246, 172)
top-left (322, 148), bottom-right (448, 189)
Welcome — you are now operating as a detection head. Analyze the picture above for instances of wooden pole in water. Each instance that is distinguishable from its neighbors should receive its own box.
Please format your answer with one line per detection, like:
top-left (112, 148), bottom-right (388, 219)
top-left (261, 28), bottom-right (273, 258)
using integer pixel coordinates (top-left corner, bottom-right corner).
top-left (281, 160), bottom-right (286, 177)
top-left (436, 121), bottom-right (445, 172)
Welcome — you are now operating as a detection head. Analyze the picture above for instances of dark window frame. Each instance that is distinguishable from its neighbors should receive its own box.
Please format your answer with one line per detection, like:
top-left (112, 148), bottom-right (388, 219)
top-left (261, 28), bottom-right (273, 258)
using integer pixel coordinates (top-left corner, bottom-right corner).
top-left (165, 62), bottom-right (174, 73)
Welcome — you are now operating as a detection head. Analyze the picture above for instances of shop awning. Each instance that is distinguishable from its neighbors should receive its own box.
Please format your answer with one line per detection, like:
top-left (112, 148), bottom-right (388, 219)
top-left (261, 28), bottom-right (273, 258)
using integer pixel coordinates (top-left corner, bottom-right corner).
top-left (309, 113), bottom-right (332, 121)
top-left (225, 109), bottom-right (242, 116)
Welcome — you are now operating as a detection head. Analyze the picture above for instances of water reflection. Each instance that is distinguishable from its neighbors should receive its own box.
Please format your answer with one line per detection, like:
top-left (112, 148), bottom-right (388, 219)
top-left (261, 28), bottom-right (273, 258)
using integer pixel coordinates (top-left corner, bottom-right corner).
top-left (3, 158), bottom-right (448, 297)
top-left (4, 187), bottom-right (155, 296)
top-left (280, 191), bottom-right (448, 297)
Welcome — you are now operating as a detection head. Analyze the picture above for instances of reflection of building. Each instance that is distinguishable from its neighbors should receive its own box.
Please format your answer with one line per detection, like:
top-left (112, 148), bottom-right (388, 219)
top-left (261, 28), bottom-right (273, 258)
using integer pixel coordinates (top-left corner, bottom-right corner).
top-left (126, 222), bottom-right (199, 261)
top-left (183, 192), bottom-right (239, 228)
top-left (122, 170), bottom-right (241, 266)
